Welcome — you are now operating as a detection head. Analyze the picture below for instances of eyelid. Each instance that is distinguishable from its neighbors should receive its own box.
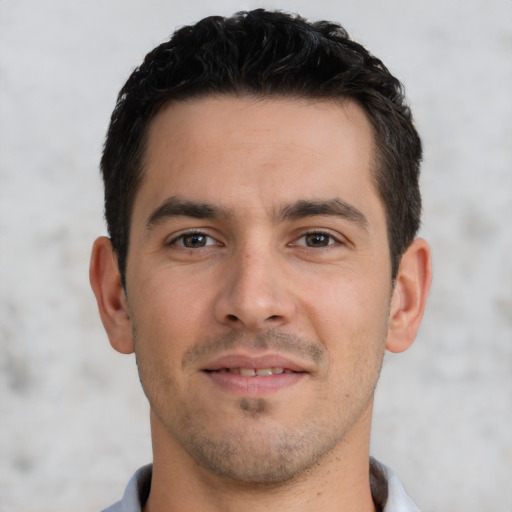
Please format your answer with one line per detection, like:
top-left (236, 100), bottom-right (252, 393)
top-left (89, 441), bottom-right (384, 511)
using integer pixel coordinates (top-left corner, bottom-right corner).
top-left (291, 229), bottom-right (345, 247)
top-left (167, 229), bottom-right (220, 247)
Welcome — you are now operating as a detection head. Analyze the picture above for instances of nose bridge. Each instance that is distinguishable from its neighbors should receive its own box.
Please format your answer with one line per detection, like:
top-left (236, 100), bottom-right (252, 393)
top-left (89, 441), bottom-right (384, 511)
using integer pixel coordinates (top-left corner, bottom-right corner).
top-left (214, 239), bottom-right (294, 330)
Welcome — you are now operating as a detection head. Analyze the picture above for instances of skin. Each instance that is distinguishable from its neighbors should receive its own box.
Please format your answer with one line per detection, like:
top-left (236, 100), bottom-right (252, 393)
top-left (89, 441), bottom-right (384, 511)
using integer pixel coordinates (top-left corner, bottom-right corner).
top-left (90, 96), bottom-right (431, 512)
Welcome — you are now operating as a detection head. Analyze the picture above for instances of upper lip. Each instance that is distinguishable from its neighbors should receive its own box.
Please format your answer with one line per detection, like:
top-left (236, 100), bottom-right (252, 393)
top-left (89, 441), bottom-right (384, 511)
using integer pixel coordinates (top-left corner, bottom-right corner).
top-left (202, 353), bottom-right (310, 373)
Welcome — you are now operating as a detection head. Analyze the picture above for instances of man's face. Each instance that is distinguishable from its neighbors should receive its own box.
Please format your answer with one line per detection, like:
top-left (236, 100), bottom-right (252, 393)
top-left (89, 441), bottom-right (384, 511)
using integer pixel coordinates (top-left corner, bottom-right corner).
top-left (124, 96), bottom-right (394, 482)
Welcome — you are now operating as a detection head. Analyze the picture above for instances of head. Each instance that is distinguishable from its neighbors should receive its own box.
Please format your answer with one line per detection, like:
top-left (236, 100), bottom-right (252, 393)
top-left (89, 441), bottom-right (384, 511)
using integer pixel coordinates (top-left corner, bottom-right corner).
top-left (91, 9), bottom-right (431, 488)
top-left (101, 9), bottom-right (422, 285)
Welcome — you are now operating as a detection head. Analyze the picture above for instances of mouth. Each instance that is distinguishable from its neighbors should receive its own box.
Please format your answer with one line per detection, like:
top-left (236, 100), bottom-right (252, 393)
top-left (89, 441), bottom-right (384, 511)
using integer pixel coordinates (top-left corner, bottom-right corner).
top-left (204, 367), bottom-right (297, 376)
top-left (201, 354), bottom-right (308, 395)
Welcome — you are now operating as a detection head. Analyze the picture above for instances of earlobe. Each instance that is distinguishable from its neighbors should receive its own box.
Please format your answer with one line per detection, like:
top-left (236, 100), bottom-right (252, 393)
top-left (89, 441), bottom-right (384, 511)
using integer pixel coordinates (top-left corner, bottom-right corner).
top-left (89, 236), bottom-right (135, 354)
top-left (386, 238), bottom-right (432, 353)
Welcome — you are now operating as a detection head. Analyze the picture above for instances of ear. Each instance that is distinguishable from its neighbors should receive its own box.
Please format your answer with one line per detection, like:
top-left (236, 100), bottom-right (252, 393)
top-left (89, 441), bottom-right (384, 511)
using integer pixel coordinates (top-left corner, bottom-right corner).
top-left (89, 236), bottom-right (134, 354)
top-left (386, 238), bottom-right (432, 353)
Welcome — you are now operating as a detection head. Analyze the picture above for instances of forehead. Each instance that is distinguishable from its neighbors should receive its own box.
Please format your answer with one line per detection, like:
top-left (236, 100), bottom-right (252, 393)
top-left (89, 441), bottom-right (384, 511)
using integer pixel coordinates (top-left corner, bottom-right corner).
top-left (135, 95), bottom-right (381, 223)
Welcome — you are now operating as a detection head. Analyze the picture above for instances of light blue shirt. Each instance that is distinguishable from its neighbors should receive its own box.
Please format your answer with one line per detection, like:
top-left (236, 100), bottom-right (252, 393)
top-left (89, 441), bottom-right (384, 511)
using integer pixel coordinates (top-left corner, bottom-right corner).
top-left (101, 458), bottom-right (420, 512)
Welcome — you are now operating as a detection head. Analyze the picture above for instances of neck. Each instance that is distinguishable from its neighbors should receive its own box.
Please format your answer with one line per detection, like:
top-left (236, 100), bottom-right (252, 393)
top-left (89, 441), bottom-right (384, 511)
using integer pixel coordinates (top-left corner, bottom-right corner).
top-left (144, 409), bottom-right (377, 512)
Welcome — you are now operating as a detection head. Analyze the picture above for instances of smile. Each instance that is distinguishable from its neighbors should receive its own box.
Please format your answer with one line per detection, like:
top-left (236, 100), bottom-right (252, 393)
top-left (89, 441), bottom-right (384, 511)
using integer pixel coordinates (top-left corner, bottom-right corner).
top-left (207, 367), bottom-right (296, 376)
top-left (199, 352), bottom-right (311, 395)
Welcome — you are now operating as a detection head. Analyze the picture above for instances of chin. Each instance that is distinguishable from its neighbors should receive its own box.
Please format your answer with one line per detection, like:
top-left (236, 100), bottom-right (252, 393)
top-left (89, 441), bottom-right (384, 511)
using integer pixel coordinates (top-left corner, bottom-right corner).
top-left (175, 416), bottom-right (344, 484)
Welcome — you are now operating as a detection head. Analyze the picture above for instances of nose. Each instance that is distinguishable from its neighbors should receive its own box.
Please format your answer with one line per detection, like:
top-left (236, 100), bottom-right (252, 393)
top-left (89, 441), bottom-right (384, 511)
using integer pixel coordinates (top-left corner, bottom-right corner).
top-left (212, 245), bottom-right (296, 331)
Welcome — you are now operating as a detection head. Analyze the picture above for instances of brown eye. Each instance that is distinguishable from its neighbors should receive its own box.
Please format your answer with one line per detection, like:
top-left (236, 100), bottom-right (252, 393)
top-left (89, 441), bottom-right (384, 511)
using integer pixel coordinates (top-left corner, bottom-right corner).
top-left (301, 232), bottom-right (335, 247)
top-left (172, 232), bottom-right (217, 248)
top-left (183, 234), bottom-right (208, 248)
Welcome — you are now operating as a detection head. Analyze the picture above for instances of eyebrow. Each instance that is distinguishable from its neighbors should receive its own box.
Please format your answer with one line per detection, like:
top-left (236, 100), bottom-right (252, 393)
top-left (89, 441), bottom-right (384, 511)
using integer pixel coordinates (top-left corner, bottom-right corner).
top-left (275, 199), bottom-right (369, 230)
top-left (145, 196), bottom-right (369, 231)
top-left (145, 196), bottom-right (231, 230)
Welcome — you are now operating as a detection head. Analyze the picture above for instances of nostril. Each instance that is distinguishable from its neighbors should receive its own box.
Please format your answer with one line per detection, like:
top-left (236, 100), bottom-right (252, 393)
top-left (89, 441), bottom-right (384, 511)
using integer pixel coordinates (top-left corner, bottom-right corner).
top-left (226, 314), bottom-right (239, 322)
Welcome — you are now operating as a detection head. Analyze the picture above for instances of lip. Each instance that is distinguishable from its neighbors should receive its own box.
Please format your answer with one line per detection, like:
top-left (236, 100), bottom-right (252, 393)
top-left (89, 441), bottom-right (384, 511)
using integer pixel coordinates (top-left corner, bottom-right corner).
top-left (201, 352), bottom-right (309, 396)
top-left (202, 353), bottom-right (309, 373)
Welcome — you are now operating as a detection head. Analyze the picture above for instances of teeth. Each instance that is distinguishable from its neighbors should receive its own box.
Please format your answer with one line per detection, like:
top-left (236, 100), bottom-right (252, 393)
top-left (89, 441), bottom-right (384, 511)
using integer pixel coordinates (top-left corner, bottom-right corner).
top-left (256, 368), bottom-right (273, 376)
top-left (227, 367), bottom-right (285, 376)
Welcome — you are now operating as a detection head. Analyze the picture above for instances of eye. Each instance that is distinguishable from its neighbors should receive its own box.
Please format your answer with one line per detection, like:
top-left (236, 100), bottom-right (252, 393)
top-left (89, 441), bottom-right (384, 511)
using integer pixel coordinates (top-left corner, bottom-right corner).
top-left (170, 232), bottom-right (218, 248)
top-left (294, 231), bottom-right (339, 248)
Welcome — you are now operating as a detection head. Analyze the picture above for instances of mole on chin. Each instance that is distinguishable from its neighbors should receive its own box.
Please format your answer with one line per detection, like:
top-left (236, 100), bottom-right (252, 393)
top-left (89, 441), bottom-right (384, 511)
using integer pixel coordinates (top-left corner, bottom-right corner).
top-left (239, 398), bottom-right (267, 415)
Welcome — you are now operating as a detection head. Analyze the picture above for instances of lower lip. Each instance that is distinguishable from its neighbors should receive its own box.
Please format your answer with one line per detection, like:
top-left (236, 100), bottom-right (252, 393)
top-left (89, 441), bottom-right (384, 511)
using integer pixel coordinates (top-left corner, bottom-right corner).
top-left (204, 371), bottom-right (305, 395)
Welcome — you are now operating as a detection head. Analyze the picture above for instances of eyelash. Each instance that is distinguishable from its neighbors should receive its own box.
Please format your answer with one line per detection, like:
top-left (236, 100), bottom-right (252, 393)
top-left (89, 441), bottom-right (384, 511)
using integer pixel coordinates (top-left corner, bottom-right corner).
top-left (292, 230), bottom-right (342, 248)
top-left (168, 231), bottom-right (219, 249)
top-left (167, 229), bottom-right (342, 250)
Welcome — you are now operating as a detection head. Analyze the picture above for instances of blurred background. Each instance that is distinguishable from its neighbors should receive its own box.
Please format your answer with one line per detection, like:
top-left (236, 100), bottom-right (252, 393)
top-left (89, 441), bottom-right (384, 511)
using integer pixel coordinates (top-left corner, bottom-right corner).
top-left (0, 1), bottom-right (511, 511)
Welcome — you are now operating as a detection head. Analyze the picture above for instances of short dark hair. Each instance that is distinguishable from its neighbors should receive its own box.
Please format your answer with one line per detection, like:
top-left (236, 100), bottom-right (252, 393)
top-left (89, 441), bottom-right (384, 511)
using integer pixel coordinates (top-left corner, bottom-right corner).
top-left (101, 9), bottom-right (422, 283)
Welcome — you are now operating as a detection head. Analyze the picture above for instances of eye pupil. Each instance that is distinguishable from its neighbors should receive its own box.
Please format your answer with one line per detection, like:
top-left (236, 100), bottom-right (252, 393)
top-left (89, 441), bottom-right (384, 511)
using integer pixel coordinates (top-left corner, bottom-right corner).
top-left (305, 233), bottom-right (330, 247)
top-left (183, 234), bottom-right (207, 248)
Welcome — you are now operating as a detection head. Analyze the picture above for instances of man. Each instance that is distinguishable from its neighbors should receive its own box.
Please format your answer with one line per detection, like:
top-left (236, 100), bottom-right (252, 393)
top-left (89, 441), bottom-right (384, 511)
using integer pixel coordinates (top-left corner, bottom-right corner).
top-left (90, 9), bottom-right (431, 512)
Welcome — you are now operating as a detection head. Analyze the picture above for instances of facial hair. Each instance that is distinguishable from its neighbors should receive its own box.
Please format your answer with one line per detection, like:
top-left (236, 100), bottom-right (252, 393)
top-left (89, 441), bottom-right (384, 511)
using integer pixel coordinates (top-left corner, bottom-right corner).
top-left (134, 328), bottom-right (384, 484)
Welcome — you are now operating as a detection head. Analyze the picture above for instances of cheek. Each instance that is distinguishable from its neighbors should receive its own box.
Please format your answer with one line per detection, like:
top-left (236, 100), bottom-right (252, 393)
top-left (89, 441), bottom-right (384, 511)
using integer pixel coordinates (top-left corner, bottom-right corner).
top-left (302, 274), bottom-right (390, 362)
top-left (132, 271), bottom-right (212, 340)
top-left (129, 287), bottom-right (193, 414)
top-left (309, 273), bottom-right (388, 324)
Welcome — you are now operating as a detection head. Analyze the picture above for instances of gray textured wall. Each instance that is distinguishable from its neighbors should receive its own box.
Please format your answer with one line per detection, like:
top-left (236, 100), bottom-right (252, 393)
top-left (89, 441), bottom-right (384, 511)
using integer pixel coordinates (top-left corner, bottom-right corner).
top-left (0, 1), bottom-right (511, 511)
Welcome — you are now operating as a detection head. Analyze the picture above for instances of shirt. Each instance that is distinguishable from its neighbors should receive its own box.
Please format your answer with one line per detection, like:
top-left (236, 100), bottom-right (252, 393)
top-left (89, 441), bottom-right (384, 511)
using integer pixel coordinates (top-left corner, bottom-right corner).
top-left (101, 458), bottom-right (420, 512)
